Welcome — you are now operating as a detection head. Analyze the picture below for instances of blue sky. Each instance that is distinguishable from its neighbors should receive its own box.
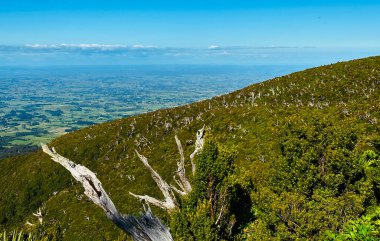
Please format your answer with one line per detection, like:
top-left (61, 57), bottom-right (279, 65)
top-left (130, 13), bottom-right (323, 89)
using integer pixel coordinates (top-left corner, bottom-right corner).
top-left (0, 0), bottom-right (379, 65)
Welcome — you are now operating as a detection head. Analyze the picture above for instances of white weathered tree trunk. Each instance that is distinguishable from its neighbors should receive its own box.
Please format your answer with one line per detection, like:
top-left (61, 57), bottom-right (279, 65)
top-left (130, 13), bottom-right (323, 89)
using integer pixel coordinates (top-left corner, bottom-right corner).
top-left (32, 207), bottom-right (44, 224)
top-left (190, 125), bottom-right (205, 174)
top-left (41, 126), bottom-right (206, 240)
top-left (171, 135), bottom-right (192, 196)
top-left (129, 150), bottom-right (178, 211)
top-left (131, 126), bottom-right (205, 204)
top-left (41, 144), bottom-right (173, 241)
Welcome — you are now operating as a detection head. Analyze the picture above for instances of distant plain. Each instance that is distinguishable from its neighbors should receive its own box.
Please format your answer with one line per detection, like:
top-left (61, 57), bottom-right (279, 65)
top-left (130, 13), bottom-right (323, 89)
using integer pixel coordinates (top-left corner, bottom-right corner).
top-left (0, 65), bottom-right (306, 155)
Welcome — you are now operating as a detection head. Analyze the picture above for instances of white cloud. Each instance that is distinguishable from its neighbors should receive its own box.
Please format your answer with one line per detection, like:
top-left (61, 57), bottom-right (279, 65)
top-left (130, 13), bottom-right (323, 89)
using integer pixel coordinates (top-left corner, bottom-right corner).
top-left (0, 44), bottom-right (322, 64)
top-left (132, 44), bottom-right (157, 49)
top-left (208, 44), bottom-right (220, 49)
top-left (24, 43), bottom-right (158, 51)
top-left (25, 44), bottom-right (59, 48)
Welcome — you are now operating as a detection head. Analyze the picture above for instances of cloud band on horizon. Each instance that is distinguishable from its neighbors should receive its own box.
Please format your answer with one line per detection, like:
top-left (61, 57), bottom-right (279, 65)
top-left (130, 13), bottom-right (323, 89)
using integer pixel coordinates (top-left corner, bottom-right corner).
top-left (0, 44), bottom-right (378, 66)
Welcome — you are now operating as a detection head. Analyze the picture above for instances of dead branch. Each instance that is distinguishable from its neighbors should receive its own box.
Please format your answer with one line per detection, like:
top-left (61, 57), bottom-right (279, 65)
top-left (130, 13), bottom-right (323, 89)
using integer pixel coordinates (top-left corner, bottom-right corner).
top-left (32, 206), bottom-right (44, 224)
top-left (40, 125), bottom-right (206, 240)
top-left (172, 135), bottom-right (192, 195)
top-left (41, 144), bottom-right (173, 241)
top-left (190, 125), bottom-right (205, 174)
top-left (130, 150), bottom-right (178, 211)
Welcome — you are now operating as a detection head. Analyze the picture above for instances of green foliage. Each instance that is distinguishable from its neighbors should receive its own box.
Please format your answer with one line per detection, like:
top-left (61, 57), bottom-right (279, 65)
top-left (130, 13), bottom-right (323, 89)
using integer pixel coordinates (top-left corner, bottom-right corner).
top-left (324, 152), bottom-right (380, 241)
top-left (0, 230), bottom-right (34, 241)
top-left (325, 206), bottom-right (380, 240)
top-left (170, 140), bottom-right (249, 240)
top-left (0, 223), bottom-right (62, 241)
top-left (0, 56), bottom-right (379, 240)
top-left (243, 142), bottom-right (380, 240)
top-left (359, 150), bottom-right (380, 197)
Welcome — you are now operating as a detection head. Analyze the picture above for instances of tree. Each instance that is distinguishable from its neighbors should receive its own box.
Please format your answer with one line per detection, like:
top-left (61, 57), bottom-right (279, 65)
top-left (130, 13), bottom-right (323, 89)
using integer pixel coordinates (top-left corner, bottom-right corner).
top-left (41, 126), bottom-right (206, 241)
top-left (170, 140), bottom-right (239, 241)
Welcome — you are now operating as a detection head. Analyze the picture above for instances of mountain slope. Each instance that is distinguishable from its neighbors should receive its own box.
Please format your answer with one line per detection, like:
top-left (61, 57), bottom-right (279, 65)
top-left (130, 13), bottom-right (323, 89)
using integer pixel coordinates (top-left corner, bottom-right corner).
top-left (0, 56), bottom-right (379, 240)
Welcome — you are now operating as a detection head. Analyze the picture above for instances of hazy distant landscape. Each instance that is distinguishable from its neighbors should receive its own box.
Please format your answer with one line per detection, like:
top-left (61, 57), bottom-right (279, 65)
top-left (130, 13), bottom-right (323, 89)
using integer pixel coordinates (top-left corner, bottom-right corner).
top-left (0, 65), bottom-right (305, 157)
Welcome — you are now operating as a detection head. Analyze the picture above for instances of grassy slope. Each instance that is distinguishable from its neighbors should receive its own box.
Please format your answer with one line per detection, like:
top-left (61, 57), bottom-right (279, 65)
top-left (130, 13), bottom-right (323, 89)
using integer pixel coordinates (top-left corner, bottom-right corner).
top-left (0, 56), bottom-right (379, 240)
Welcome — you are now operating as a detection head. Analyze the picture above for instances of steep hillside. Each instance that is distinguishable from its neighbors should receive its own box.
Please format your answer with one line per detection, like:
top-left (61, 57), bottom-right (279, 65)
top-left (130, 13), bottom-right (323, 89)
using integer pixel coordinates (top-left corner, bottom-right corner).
top-left (0, 56), bottom-right (379, 240)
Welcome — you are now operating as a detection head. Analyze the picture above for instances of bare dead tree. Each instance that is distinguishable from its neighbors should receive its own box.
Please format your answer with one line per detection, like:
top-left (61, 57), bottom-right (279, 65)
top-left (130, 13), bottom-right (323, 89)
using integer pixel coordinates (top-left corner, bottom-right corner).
top-left (41, 126), bottom-right (205, 241)
top-left (42, 144), bottom-right (173, 241)
top-left (26, 206), bottom-right (45, 226)
top-left (130, 125), bottom-right (205, 207)
top-left (129, 150), bottom-right (178, 211)
top-left (33, 206), bottom-right (44, 224)
top-left (171, 135), bottom-right (192, 195)
top-left (189, 125), bottom-right (205, 174)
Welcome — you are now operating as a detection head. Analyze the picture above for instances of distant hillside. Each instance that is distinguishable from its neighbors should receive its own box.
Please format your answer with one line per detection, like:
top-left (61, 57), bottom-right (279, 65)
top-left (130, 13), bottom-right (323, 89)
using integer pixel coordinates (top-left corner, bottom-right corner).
top-left (0, 56), bottom-right (379, 240)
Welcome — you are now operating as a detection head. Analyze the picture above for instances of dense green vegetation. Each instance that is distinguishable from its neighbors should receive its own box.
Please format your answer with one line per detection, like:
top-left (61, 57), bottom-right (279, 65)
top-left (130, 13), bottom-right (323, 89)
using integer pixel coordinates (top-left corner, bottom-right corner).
top-left (0, 223), bottom-right (62, 241)
top-left (0, 56), bottom-right (379, 240)
top-left (325, 206), bottom-right (380, 240)
top-left (170, 139), bottom-right (251, 240)
top-left (0, 145), bottom-right (38, 160)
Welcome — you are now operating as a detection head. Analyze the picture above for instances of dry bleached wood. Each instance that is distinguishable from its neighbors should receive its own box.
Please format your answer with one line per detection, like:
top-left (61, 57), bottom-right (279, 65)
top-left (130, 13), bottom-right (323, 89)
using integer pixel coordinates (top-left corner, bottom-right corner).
top-left (172, 135), bottom-right (192, 195)
top-left (41, 126), bottom-right (205, 240)
top-left (130, 126), bottom-right (206, 209)
top-left (130, 150), bottom-right (177, 211)
top-left (190, 125), bottom-right (205, 174)
top-left (33, 207), bottom-right (44, 224)
top-left (26, 206), bottom-right (45, 226)
top-left (41, 144), bottom-right (173, 241)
